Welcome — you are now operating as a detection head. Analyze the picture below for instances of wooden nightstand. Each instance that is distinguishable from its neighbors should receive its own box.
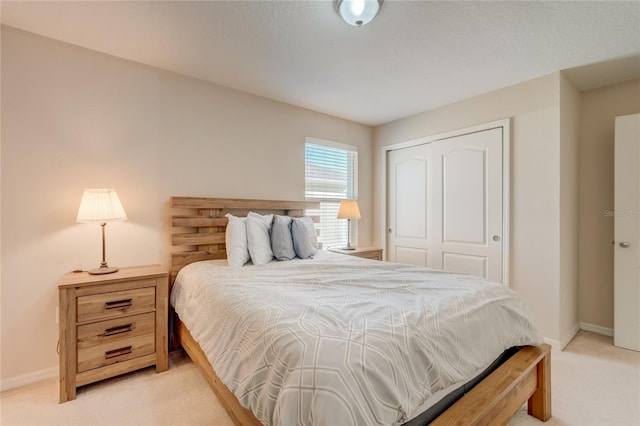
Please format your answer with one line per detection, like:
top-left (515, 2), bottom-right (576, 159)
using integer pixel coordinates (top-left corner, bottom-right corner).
top-left (328, 247), bottom-right (383, 261)
top-left (58, 264), bottom-right (169, 402)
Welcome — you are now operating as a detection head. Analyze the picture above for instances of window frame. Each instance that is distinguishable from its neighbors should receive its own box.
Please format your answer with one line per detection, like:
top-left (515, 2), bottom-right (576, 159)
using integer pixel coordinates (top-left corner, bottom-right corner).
top-left (304, 138), bottom-right (359, 249)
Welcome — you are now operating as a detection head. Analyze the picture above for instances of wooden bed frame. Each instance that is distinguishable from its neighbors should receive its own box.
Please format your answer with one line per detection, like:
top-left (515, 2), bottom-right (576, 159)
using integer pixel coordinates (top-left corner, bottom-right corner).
top-left (169, 196), bottom-right (551, 425)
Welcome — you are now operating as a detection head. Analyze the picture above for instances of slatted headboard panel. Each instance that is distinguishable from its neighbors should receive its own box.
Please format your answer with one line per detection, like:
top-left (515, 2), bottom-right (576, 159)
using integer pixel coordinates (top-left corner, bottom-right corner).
top-left (169, 197), bottom-right (320, 283)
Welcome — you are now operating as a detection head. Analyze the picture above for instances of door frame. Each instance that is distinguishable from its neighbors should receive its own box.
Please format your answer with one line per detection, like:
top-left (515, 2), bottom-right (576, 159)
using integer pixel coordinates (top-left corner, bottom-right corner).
top-left (381, 118), bottom-right (511, 285)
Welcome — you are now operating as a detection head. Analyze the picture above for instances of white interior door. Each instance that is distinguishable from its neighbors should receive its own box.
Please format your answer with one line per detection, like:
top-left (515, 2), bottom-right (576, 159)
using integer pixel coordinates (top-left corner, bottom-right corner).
top-left (387, 126), bottom-right (505, 283)
top-left (614, 113), bottom-right (640, 352)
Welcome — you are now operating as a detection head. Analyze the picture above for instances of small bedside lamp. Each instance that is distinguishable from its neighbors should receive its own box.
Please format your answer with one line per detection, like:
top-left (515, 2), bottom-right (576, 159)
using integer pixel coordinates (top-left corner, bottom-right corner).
top-left (76, 188), bottom-right (127, 275)
top-left (337, 199), bottom-right (361, 250)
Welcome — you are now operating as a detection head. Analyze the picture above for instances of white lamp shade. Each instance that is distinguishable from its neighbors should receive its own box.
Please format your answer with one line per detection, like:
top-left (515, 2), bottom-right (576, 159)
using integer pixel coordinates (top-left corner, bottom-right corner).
top-left (336, 0), bottom-right (382, 27)
top-left (337, 200), bottom-right (362, 220)
top-left (76, 188), bottom-right (127, 223)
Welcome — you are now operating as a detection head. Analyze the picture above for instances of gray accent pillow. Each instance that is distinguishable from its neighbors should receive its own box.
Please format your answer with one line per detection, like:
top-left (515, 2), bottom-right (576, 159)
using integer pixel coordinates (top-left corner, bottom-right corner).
top-left (292, 216), bottom-right (318, 259)
top-left (271, 215), bottom-right (296, 261)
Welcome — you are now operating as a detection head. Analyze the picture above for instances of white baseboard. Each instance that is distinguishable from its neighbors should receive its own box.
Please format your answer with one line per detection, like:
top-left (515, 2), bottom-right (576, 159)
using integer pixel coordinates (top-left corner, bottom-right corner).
top-left (543, 322), bottom-right (580, 350)
top-left (560, 323), bottom-right (581, 349)
top-left (0, 366), bottom-right (57, 392)
top-left (579, 322), bottom-right (614, 337)
top-left (543, 322), bottom-right (615, 351)
top-left (542, 336), bottom-right (561, 349)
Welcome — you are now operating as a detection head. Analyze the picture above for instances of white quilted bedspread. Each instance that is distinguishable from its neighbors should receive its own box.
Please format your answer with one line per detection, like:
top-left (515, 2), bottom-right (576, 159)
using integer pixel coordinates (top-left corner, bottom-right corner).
top-left (171, 250), bottom-right (541, 426)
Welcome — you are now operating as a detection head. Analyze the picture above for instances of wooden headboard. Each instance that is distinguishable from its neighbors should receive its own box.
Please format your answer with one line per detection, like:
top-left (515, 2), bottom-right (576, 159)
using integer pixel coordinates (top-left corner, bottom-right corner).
top-left (169, 196), bottom-right (320, 283)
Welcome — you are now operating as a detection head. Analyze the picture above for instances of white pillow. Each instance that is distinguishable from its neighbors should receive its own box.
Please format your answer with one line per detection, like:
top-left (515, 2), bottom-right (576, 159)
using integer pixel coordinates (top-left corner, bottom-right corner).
top-left (224, 214), bottom-right (250, 267)
top-left (246, 212), bottom-right (274, 265)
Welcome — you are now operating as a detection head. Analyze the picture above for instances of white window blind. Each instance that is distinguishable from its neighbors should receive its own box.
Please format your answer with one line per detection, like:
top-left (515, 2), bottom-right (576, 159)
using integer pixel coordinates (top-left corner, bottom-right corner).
top-left (305, 140), bottom-right (358, 248)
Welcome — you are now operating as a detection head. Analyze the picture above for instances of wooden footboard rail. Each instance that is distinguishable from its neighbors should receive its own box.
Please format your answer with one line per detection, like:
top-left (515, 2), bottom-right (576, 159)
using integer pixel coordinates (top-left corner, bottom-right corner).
top-left (177, 320), bottom-right (262, 426)
top-left (431, 343), bottom-right (551, 425)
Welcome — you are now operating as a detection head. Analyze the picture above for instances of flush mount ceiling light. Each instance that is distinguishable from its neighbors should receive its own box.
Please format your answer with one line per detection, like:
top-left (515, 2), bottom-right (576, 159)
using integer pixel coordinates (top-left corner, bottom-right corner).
top-left (336, 0), bottom-right (383, 27)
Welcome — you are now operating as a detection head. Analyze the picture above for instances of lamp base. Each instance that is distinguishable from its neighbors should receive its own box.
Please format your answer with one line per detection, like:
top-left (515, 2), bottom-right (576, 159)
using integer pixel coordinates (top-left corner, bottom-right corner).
top-left (340, 246), bottom-right (356, 251)
top-left (88, 266), bottom-right (119, 275)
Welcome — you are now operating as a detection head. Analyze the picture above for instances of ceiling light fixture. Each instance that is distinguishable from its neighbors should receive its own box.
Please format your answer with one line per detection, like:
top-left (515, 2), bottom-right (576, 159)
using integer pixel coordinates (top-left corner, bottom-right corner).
top-left (336, 0), bottom-right (383, 27)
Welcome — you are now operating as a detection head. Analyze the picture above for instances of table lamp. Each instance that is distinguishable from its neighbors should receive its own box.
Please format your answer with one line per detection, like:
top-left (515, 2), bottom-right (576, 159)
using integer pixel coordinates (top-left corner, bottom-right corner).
top-left (76, 188), bottom-right (127, 274)
top-left (337, 199), bottom-right (361, 250)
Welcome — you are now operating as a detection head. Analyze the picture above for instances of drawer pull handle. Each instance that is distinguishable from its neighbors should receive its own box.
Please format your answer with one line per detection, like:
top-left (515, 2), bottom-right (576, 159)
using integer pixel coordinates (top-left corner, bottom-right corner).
top-left (104, 346), bottom-right (133, 359)
top-left (104, 299), bottom-right (133, 310)
top-left (104, 324), bottom-right (133, 337)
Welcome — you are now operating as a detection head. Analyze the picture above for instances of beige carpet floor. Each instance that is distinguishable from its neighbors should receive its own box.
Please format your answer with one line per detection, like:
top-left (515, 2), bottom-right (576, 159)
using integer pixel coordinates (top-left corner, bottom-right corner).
top-left (1, 331), bottom-right (638, 425)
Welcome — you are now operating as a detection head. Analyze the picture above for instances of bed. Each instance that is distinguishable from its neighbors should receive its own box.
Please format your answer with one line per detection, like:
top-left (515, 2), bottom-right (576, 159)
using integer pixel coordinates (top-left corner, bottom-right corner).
top-left (169, 196), bottom-right (551, 425)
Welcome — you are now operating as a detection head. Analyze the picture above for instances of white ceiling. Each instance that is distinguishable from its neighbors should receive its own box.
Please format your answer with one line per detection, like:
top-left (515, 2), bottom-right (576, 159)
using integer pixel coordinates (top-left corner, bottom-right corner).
top-left (1, 1), bottom-right (639, 126)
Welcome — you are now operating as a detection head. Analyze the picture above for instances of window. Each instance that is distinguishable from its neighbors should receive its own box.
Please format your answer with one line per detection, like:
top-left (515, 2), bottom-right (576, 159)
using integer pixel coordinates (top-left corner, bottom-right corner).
top-left (305, 139), bottom-right (358, 248)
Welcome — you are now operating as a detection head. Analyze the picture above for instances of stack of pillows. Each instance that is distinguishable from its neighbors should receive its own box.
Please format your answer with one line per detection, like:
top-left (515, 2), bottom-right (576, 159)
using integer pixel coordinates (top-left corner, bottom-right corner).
top-left (225, 212), bottom-right (318, 267)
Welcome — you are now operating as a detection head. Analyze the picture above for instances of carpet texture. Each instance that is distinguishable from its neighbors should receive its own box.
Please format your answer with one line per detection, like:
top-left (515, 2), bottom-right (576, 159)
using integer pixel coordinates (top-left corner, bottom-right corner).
top-left (1, 331), bottom-right (638, 425)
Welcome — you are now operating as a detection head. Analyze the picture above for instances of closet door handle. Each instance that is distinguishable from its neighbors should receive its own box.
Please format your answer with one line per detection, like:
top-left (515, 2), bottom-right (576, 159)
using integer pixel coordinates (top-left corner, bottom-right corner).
top-left (619, 241), bottom-right (630, 248)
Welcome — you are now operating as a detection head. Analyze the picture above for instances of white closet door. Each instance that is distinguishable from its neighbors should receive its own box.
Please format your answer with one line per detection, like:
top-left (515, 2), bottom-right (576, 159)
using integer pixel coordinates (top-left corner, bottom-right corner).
top-left (387, 126), bottom-right (504, 283)
top-left (387, 144), bottom-right (433, 267)
top-left (614, 113), bottom-right (640, 352)
top-left (434, 128), bottom-right (503, 282)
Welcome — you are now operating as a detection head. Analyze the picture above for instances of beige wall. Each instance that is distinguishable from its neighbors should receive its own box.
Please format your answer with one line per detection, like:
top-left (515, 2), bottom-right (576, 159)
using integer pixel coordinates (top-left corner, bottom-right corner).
top-left (373, 73), bottom-right (571, 344)
top-left (578, 78), bottom-right (640, 330)
top-left (0, 26), bottom-right (373, 385)
top-left (559, 73), bottom-right (581, 341)
top-left (373, 73), bottom-right (640, 344)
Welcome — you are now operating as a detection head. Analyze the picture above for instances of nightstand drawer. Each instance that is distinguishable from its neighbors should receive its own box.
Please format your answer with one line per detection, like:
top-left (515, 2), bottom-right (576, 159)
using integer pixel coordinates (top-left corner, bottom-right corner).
top-left (328, 247), bottom-right (383, 261)
top-left (353, 251), bottom-right (382, 260)
top-left (77, 285), bottom-right (156, 323)
top-left (77, 312), bottom-right (155, 348)
top-left (77, 313), bottom-right (155, 372)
